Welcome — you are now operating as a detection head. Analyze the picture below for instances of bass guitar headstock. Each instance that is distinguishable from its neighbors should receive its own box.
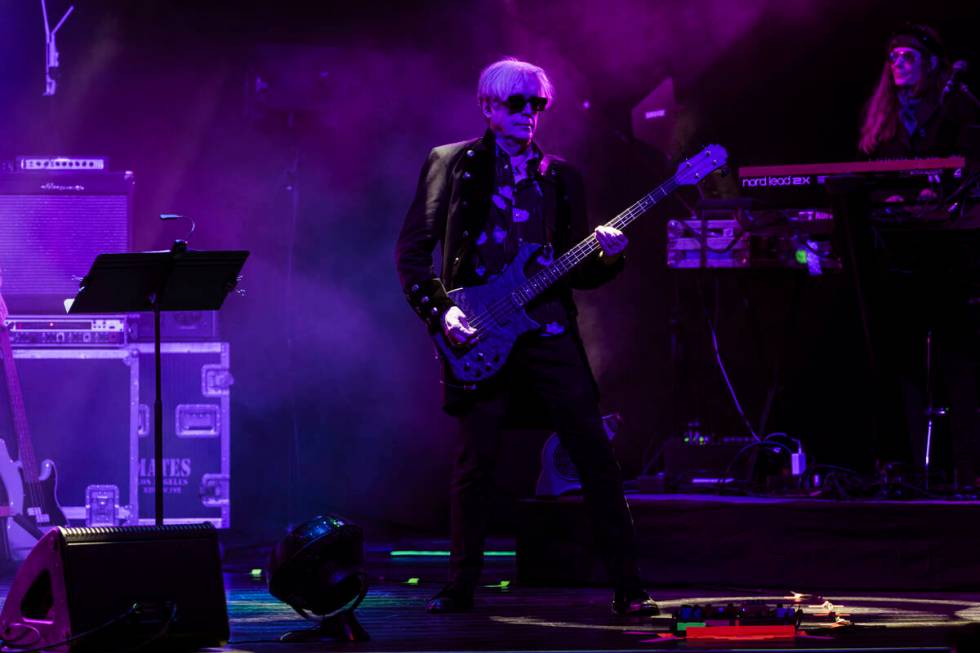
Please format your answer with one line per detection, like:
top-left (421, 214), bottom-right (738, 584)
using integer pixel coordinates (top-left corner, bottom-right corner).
top-left (674, 145), bottom-right (729, 186)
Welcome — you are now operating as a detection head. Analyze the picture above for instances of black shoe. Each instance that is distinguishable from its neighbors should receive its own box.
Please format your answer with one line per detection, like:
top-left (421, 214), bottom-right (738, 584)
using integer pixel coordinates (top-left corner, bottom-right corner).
top-left (426, 585), bottom-right (475, 613)
top-left (612, 590), bottom-right (660, 616)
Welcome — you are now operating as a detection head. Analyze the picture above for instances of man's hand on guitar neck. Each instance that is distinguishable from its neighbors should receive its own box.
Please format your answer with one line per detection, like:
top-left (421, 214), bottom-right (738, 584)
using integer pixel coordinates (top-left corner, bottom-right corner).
top-left (443, 306), bottom-right (477, 346)
top-left (595, 225), bottom-right (628, 264)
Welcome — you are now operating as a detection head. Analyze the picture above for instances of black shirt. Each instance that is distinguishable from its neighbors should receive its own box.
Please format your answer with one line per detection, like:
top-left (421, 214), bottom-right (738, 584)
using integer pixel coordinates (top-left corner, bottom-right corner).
top-left (463, 143), bottom-right (570, 335)
top-left (870, 87), bottom-right (978, 159)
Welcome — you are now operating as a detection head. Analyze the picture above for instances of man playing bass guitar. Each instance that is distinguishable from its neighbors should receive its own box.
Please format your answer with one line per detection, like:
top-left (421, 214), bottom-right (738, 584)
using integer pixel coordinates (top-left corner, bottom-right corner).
top-left (395, 57), bottom-right (657, 616)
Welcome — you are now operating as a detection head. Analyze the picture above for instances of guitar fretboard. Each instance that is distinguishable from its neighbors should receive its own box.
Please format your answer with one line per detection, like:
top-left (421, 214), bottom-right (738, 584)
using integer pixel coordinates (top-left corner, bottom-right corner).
top-left (513, 177), bottom-right (680, 305)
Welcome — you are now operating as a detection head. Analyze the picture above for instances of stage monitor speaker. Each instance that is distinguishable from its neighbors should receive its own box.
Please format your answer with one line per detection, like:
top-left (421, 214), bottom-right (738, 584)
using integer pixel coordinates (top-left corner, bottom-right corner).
top-left (0, 171), bottom-right (132, 313)
top-left (0, 523), bottom-right (228, 652)
top-left (630, 77), bottom-right (679, 157)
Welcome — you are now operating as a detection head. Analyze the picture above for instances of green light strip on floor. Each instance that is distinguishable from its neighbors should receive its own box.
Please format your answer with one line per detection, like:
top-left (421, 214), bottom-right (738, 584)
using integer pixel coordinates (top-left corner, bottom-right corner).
top-left (675, 621), bottom-right (705, 632)
top-left (389, 550), bottom-right (516, 558)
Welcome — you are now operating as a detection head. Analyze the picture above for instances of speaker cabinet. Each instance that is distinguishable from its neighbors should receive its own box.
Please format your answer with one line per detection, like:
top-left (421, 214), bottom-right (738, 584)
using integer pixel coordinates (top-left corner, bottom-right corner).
top-left (0, 172), bottom-right (132, 313)
top-left (0, 524), bottom-right (228, 651)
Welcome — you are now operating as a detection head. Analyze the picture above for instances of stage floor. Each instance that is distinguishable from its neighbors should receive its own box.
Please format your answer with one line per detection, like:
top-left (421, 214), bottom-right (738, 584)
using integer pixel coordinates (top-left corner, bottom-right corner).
top-left (0, 534), bottom-right (975, 652)
top-left (210, 538), bottom-right (980, 653)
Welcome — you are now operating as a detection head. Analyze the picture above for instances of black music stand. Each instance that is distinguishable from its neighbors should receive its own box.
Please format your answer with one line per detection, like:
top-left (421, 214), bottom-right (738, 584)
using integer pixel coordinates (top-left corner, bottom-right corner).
top-left (69, 242), bottom-right (249, 525)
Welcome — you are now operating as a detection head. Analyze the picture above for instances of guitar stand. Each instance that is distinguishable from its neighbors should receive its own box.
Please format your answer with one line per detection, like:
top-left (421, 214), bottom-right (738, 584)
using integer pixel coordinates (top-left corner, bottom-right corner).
top-left (11, 514), bottom-right (43, 540)
top-left (280, 611), bottom-right (369, 643)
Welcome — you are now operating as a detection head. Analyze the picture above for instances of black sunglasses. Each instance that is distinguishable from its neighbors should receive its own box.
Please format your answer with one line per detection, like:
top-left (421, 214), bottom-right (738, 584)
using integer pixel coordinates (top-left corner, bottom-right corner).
top-left (888, 48), bottom-right (922, 65)
top-left (500, 94), bottom-right (549, 114)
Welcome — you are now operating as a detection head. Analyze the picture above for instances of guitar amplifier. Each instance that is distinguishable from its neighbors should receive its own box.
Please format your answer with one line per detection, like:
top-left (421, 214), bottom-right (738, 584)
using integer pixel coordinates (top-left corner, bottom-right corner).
top-left (128, 311), bottom-right (219, 342)
top-left (6, 315), bottom-right (128, 347)
top-left (0, 171), bottom-right (133, 313)
top-left (133, 342), bottom-right (231, 528)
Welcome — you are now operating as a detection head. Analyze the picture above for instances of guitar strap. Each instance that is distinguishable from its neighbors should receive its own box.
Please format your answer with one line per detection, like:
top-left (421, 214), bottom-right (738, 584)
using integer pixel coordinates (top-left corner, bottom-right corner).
top-left (539, 155), bottom-right (561, 249)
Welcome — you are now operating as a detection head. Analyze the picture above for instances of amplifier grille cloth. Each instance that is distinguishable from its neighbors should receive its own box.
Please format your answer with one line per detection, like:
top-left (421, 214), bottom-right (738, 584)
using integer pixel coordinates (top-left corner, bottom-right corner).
top-left (0, 195), bottom-right (128, 297)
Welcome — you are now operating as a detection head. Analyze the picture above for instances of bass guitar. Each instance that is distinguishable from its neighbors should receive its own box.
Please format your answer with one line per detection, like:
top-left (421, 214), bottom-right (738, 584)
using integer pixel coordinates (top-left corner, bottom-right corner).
top-left (0, 287), bottom-right (66, 560)
top-left (434, 144), bottom-right (728, 383)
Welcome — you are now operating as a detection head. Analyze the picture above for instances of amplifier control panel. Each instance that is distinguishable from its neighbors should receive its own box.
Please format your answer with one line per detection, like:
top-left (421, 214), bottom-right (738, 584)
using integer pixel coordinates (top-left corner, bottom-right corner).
top-left (6, 315), bottom-right (127, 347)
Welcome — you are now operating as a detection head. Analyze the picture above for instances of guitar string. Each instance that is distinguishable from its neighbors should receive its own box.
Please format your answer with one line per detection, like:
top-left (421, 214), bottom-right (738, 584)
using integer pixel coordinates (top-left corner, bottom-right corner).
top-left (467, 204), bottom-right (645, 332)
top-left (467, 181), bottom-right (673, 333)
top-left (465, 176), bottom-right (682, 334)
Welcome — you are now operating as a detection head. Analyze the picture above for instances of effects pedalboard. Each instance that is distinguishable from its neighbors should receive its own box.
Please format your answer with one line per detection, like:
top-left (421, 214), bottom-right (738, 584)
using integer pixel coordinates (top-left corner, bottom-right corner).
top-left (5, 315), bottom-right (128, 347)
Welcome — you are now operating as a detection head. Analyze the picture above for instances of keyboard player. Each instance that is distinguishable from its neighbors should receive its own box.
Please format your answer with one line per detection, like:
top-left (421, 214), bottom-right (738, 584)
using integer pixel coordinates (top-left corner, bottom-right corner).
top-left (858, 23), bottom-right (977, 160)
top-left (854, 24), bottom-right (979, 487)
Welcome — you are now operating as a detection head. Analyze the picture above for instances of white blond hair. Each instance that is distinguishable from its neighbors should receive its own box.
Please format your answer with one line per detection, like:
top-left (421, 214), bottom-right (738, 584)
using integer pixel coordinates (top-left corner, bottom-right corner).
top-left (477, 58), bottom-right (554, 108)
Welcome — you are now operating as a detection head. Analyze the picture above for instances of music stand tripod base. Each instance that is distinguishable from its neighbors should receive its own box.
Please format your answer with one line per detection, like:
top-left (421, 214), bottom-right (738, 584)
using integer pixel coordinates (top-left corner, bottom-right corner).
top-left (280, 611), bottom-right (370, 643)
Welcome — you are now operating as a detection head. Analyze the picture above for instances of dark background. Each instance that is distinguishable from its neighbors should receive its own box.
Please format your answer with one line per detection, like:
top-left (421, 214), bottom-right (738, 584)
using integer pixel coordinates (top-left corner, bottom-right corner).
top-left (0, 0), bottom-right (977, 541)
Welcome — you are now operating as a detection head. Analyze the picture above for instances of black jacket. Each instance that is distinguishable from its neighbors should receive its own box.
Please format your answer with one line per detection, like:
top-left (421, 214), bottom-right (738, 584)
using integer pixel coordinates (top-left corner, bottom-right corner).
top-left (869, 87), bottom-right (978, 159)
top-left (395, 129), bottom-right (623, 332)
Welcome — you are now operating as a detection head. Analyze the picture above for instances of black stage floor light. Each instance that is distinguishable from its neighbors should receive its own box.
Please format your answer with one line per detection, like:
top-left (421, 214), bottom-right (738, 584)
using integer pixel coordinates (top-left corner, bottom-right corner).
top-left (267, 514), bottom-right (369, 642)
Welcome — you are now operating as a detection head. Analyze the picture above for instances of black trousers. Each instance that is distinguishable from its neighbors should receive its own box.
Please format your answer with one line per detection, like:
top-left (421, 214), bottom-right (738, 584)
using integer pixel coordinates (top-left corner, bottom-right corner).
top-left (448, 331), bottom-right (641, 592)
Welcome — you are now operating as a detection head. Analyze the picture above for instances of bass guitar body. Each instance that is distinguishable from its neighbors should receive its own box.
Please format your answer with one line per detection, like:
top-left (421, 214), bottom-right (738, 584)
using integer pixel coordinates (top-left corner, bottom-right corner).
top-left (434, 244), bottom-right (543, 384)
top-left (0, 438), bottom-right (64, 560)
